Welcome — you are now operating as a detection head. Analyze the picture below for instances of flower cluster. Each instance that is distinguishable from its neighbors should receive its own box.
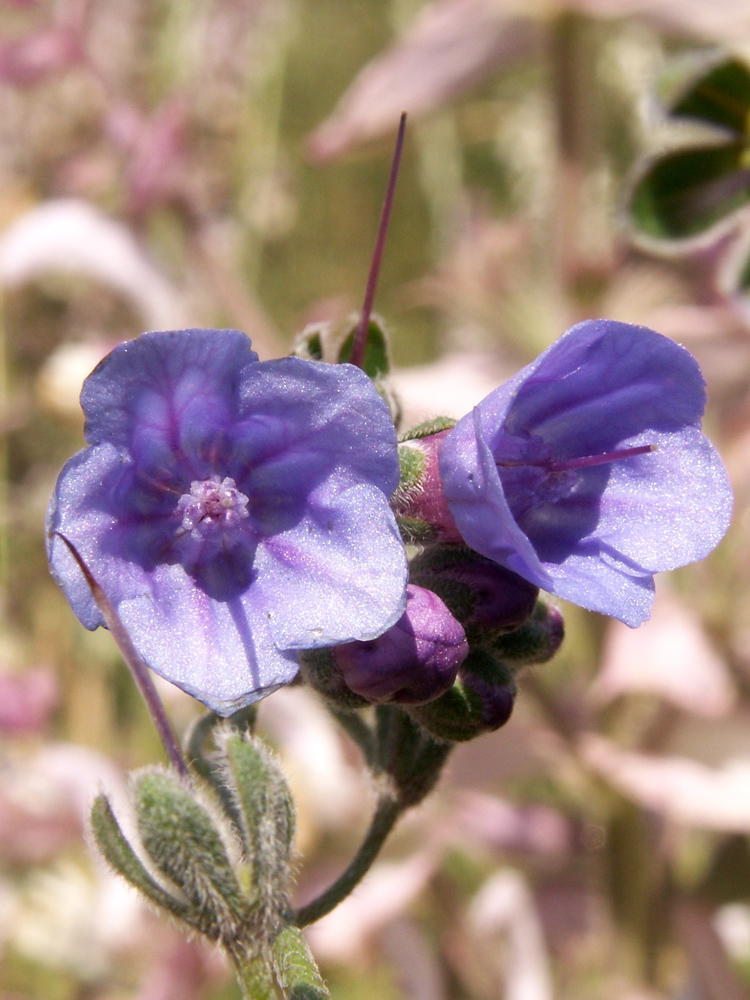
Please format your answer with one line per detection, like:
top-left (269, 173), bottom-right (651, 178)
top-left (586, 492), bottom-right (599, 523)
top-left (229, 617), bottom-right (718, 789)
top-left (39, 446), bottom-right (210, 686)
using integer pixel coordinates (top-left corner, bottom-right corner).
top-left (48, 319), bottom-right (732, 721)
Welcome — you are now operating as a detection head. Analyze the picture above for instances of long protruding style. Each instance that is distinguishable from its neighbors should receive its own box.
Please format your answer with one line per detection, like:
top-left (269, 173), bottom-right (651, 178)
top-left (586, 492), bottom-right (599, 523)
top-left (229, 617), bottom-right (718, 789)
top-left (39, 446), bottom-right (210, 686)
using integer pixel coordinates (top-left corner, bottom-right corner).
top-left (349, 112), bottom-right (407, 371)
top-left (54, 532), bottom-right (190, 778)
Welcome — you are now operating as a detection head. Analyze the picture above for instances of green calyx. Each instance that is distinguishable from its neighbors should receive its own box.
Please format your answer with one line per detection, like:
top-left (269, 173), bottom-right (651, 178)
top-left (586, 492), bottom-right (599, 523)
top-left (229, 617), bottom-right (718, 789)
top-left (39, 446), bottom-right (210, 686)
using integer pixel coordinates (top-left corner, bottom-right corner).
top-left (408, 545), bottom-right (483, 625)
top-left (490, 597), bottom-right (564, 665)
top-left (397, 515), bottom-right (438, 546)
top-left (397, 442), bottom-right (425, 491)
top-left (294, 313), bottom-right (401, 422)
top-left (372, 704), bottom-right (453, 808)
top-left (399, 416), bottom-right (456, 442)
top-left (392, 445), bottom-right (436, 544)
top-left (335, 314), bottom-right (391, 379)
top-left (407, 650), bottom-right (516, 743)
top-left (292, 323), bottom-right (326, 362)
top-left (298, 647), bottom-right (370, 710)
top-left (91, 725), bottom-right (298, 959)
top-left (294, 314), bottom-right (393, 381)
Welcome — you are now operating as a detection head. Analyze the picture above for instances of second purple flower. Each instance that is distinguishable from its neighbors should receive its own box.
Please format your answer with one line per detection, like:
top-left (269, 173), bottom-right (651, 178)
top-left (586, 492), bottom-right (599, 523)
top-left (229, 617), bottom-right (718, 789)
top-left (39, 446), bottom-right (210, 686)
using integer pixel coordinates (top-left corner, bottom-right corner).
top-left (408, 320), bottom-right (732, 627)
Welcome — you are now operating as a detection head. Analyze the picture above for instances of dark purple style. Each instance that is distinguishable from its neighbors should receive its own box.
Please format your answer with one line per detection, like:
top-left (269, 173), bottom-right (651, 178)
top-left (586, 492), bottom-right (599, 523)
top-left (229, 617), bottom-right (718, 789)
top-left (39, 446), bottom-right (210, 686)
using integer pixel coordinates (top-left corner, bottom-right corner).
top-left (47, 329), bottom-right (408, 714)
top-left (439, 320), bottom-right (732, 626)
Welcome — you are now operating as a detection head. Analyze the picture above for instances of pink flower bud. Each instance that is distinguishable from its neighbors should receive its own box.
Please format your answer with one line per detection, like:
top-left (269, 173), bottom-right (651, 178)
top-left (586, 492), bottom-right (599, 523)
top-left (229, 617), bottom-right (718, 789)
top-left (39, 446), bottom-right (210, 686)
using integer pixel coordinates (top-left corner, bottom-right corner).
top-left (393, 432), bottom-right (463, 542)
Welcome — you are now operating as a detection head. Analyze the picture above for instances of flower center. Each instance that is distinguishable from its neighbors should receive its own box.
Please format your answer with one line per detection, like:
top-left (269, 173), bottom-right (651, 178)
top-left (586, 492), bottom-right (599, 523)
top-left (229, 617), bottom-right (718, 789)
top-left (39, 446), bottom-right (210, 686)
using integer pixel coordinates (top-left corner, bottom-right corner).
top-left (176, 476), bottom-right (250, 542)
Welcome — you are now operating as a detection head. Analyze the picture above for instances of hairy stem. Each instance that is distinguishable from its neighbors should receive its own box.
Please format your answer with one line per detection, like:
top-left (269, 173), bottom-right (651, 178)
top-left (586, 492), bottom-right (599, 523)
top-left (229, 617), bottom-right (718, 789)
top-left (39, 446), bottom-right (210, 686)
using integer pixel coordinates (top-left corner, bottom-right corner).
top-left (232, 951), bottom-right (280, 1000)
top-left (293, 796), bottom-right (402, 927)
top-left (329, 708), bottom-right (377, 767)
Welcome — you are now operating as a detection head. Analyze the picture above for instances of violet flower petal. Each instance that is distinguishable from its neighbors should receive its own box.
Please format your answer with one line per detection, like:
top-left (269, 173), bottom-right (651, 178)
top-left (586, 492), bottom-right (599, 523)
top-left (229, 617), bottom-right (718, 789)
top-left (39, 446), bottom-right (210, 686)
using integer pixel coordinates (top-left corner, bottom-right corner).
top-left (440, 320), bottom-right (732, 626)
top-left (257, 482), bottom-right (409, 650)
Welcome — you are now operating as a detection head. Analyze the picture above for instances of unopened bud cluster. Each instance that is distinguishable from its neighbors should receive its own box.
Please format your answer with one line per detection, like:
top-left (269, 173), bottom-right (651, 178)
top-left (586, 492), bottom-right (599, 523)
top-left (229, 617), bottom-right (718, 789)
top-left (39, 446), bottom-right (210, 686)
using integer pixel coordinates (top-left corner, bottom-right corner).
top-left (301, 398), bottom-right (565, 743)
top-left (91, 719), bottom-right (331, 997)
top-left (92, 730), bottom-right (293, 955)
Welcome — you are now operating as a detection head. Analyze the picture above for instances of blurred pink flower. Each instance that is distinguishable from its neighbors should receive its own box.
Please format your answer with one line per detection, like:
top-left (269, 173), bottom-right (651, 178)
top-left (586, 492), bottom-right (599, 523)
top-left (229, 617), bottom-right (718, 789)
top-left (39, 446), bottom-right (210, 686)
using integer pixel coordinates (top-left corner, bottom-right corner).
top-left (0, 742), bottom-right (123, 862)
top-left (123, 98), bottom-right (189, 217)
top-left (309, 0), bottom-right (750, 160)
top-left (307, 0), bottom-right (539, 161)
top-left (0, 668), bottom-right (57, 734)
top-left (0, 25), bottom-right (82, 86)
top-left (455, 790), bottom-right (575, 855)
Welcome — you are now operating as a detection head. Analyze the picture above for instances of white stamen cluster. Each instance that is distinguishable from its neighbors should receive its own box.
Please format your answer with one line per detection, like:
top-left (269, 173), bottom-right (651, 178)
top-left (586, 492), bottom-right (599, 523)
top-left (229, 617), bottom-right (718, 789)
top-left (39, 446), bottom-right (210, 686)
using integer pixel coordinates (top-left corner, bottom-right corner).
top-left (176, 476), bottom-right (250, 541)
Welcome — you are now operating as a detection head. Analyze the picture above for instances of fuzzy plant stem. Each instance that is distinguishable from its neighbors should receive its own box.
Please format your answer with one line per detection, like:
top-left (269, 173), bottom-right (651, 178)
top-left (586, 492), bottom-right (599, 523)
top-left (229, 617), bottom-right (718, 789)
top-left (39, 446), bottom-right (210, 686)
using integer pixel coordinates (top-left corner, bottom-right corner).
top-left (349, 112), bottom-right (407, 370)
top-left (272, 925), bottom-right (331, 999)
top-left (231, 952), bottom-right (279, 1000)
top-left (293, 795), bottom-right (403, 927)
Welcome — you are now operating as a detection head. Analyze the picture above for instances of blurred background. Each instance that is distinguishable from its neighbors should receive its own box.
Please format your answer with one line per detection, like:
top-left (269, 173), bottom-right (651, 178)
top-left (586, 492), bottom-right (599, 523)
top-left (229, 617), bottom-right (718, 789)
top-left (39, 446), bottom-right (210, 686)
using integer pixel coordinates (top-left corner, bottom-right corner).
top-left (3, 0), bottom-right (750, 997)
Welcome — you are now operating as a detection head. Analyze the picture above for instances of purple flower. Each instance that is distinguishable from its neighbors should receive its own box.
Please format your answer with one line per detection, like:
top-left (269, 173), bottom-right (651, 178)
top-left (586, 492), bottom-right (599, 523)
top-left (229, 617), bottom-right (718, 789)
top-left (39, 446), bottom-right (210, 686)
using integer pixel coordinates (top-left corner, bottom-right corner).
top-left (439, 320), bottom-right (732, 626)
top-left (332, 584), bottom-right (468, 704)
top-left (47, 329), bottom-right (408, 714)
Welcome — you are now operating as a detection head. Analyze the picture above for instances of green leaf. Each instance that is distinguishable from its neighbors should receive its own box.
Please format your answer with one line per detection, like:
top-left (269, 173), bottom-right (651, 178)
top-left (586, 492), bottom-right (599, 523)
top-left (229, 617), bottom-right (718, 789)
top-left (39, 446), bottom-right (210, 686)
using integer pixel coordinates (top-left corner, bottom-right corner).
top-left (135, 769), bottom-right (251, 943)
top-left (336, 316), bottom-right (391, 379)
top-left (90, 794), bottom-right (195, 925)
top-left (218, 732), bottom-right (296, 926)
top-left (672, 58), bottom-right (750, 136)
top-left (630, 143), bottom-right (750, 239)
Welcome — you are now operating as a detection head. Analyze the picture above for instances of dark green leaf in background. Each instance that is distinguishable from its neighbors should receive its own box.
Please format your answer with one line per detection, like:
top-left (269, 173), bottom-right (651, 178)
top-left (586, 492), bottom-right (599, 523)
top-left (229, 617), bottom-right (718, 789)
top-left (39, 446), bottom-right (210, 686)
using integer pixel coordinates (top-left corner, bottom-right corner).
top-left (630, 143), bottom-right (750, 239)
top-left (672, 58), bottom-right (750, 136)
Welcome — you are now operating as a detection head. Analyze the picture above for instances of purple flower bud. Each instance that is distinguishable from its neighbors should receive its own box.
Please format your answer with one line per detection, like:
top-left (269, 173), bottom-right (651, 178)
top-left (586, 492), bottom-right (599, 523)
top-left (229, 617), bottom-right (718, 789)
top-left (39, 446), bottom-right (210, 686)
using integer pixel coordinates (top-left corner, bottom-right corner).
top-left (438, 321), bottom-right (733, 627)
top-left (407, 650), bottom-right (516, 742)
top-left (333, 585), bottom-right (468, 705)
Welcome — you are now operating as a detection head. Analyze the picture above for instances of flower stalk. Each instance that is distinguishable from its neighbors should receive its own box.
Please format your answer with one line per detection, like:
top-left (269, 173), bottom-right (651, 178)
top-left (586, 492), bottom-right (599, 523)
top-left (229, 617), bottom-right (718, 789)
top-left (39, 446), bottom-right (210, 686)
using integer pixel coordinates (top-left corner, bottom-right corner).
top-left (54, 532), bottom-right (189, 778)
top-left (293, 795), bottom-right (402, 928)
